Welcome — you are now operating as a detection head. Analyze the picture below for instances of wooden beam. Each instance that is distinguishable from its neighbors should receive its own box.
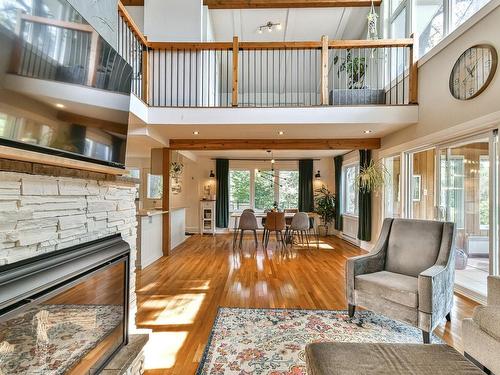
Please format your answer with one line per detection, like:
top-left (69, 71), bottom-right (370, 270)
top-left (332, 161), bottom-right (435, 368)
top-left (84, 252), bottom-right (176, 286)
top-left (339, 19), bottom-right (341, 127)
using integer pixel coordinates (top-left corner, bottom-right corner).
top-left (162, 148), bottom-right (171, 256)
top-left (148, 41), bottom-right (233, 50)
top-left (232, 36), bottom-right (239, 107)
top-left (408, 34), bottom-right (418, 104)
top-left (204, 0), bottom-right (381, 8)
top-left (120, 0), bottom-right (144, 6)
top-left (320, 35), bottom-right (329, 106)
top-left (169, 139), bottom-right (381, 150)
top-left (329, 38), bottom-right (414, 49)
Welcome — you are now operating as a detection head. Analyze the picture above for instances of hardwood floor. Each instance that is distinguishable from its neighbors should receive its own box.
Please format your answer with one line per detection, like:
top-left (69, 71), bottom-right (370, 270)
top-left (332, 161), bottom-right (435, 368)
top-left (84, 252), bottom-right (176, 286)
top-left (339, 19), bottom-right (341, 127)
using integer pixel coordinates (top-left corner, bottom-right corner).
top-left (135, 234), bottom-right (478, 375)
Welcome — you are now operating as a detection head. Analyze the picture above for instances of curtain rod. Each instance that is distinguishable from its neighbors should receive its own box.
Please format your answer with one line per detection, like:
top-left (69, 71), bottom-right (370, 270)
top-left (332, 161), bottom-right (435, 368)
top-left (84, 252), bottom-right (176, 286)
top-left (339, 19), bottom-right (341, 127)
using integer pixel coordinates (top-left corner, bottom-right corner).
top-left (210, 158), bottom-right (321, 161)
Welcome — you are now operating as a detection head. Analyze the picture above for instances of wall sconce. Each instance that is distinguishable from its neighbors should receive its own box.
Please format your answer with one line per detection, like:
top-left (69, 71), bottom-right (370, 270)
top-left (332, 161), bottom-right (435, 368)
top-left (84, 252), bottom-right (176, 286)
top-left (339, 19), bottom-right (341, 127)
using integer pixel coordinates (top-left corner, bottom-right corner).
top-left (209, 170), bottom-right (215, 178)
top-left (315, 170), bottom-right (321, 179)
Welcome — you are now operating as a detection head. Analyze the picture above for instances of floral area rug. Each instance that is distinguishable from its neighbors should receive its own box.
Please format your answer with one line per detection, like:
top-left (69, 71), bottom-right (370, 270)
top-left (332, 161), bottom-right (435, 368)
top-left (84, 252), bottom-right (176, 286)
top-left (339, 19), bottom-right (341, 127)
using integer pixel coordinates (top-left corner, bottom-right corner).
top-left (197, 308), bottom-right (442, 375)
top-left (0, 304), bottom-right (123, 375)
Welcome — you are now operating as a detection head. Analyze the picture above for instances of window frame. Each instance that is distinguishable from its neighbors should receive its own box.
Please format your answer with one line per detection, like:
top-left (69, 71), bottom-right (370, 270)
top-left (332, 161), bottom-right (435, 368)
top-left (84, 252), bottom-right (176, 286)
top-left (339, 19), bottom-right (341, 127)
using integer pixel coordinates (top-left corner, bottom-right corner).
top-left (342, 163), bottom-right (360, 217)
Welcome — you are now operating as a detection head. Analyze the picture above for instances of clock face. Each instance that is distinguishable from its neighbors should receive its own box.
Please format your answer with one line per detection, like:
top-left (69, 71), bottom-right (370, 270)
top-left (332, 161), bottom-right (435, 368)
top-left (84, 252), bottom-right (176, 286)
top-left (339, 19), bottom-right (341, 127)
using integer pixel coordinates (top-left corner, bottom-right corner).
top-left (449, 45), bottom-right (497, 100)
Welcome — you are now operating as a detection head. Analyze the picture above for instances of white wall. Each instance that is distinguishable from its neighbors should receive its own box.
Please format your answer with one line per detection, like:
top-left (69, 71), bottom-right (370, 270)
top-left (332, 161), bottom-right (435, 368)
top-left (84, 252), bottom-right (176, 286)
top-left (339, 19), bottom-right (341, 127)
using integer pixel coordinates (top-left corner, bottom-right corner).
top-left (144, 0), bottom-right (203, 42)
top-left (125, 6), bottom-right (145, 33)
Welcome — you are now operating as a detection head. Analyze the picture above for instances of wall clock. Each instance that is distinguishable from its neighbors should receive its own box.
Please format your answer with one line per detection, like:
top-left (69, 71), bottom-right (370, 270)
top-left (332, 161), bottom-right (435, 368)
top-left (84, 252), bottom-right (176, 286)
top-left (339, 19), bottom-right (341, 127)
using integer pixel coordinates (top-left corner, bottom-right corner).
top-left (449, 44), bottom-right (497, 100)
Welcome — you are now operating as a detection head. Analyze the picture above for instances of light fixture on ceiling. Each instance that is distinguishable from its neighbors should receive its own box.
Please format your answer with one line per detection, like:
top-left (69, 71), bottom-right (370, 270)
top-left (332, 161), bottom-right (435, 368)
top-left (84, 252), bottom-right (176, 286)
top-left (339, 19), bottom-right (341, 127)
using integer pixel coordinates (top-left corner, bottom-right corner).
top-left (55, 103), bottom-right (65, 108)
top-left (364, 130), bottom-right (372, 134)
top-left (257, 21), bottom-right (282, 34)
top-left (209, 170), bottom-right (215, 178)
top-left (278, 131), bottom-right (284, 135)
top-left (315, 170), bottom-right (321, 179)
top-left (193, 131), bottom-right (199, 135)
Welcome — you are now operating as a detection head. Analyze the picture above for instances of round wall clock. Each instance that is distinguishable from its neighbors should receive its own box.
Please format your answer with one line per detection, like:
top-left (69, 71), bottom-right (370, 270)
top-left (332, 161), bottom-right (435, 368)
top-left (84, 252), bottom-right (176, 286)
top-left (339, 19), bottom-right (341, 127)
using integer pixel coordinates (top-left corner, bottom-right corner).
top-left (449, 44), bottom-right (498, 100)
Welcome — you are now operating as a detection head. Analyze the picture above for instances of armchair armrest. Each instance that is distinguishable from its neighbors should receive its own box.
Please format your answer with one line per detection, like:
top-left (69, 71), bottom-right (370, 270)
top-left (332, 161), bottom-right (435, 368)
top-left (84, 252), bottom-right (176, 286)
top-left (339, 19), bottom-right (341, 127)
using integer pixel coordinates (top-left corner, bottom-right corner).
top-left (418, 264), bottom-right (454, 316)
top-left (345, 219), bottom-right (392, 303)
top-left (488, 276), bottom-right (500, 306)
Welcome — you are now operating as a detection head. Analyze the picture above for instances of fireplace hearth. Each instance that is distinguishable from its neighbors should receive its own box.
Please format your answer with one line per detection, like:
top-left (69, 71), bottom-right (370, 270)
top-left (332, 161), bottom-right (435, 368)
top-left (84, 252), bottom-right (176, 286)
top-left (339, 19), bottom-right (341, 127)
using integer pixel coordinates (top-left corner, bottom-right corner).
top-left (0, 235), bottom-right (130, 374)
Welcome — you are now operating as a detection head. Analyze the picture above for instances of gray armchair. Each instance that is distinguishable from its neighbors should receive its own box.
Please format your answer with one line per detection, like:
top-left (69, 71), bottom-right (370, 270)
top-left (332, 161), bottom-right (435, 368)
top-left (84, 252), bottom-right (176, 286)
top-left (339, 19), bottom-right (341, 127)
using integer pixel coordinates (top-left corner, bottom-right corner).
top-left (462, 276), bottom-right (500, 374)
top-left (346, 218), bottom-right (456, 343)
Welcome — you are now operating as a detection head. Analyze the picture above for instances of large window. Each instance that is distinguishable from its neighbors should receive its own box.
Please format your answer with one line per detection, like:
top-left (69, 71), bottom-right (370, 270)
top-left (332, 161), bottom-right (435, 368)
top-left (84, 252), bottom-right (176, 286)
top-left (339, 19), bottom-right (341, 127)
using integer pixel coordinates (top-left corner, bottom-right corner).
top-left (343, 164), bottom-right (359, 216)
top-left (416, 0), bottom-right (445, 56)
top-left (147, 173), bottom-right (163, 199)
top-left (229, 168), bottom-right (299, 211)
top-left (229, 170), bottom-right (251, 211)
top-left (479, 156), bottom-right (489, 229)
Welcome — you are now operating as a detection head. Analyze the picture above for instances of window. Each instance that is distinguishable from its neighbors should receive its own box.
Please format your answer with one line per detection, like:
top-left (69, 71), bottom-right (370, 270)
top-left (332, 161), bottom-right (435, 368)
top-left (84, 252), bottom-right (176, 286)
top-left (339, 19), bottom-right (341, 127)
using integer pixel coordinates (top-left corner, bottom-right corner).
top-left (451, 0), bottom-right (489, 30)
top-left (279, 171), bottom-right (299, 209)
top-left (229, 170), bottom-right (251, 211)
top-left (479, 156), bottom-right (489, 229)
top-left (343, 164), bottom-right (359, 216)
top-left (384, 156), bottom-right (401, 218)
top-left (147, 173), bottom-right (163, 199)
top-left (416, 0), bottom-right (445, 56)
top-left (228, 168), bottom-right (299, 211)
top-left (440, 156), bottom-right (465, 228)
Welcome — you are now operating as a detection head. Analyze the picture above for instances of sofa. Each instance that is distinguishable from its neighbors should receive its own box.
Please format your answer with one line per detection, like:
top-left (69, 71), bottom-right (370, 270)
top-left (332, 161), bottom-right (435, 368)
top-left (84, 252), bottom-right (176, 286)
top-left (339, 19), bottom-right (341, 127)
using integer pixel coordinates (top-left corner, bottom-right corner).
top-left (462, 275), bottom-right (500, 374)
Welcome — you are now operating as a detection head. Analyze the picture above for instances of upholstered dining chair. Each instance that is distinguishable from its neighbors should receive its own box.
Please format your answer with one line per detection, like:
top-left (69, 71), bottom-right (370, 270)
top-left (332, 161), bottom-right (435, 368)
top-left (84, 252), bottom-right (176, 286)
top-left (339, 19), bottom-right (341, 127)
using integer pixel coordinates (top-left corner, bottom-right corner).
top-left (346, 218), bottom-right (456, 343)
top-left (262, 212), bottom-right (286, 248)
top-left (288, 212), bottom-right (311, 248)
top-left (234, 211), bottom-right (258, 248)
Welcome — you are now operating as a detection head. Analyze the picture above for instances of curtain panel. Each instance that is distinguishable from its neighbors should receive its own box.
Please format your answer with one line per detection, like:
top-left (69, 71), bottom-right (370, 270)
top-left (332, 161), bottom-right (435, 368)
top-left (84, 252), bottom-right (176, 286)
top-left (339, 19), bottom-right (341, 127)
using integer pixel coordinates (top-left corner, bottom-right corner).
top-left (334, 155), bottom-right (343, 231)
top-left (216, 159), bottom-right (229, 228)
top-left (357, 150), bottom-right (372, 241)
top-left (298, 159), bottom-right (314, 212)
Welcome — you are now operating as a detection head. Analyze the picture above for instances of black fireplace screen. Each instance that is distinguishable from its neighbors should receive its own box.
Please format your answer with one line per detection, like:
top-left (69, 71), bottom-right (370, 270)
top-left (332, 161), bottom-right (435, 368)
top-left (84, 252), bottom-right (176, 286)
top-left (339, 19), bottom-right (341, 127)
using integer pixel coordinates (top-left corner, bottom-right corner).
top-left (0, 236), bottom-right (129, 375)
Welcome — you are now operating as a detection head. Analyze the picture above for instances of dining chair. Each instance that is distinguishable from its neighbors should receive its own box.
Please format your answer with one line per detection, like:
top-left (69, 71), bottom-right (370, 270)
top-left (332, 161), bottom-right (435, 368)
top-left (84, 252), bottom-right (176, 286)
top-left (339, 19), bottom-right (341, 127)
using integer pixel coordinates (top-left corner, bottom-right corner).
top-left (288, 212), bottom-right (311, 248)
top-left (262, 212), bottom-right (286, 248)
top-left (234, 211), bottom-right (258, 248)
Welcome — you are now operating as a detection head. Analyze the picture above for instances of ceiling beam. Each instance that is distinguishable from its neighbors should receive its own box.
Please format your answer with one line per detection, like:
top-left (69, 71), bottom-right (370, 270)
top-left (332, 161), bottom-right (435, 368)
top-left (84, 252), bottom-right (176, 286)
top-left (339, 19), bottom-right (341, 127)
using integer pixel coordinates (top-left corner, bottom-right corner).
top-left (203, 0), bottom-right (381, 9)
top-left (120, 0), bottom-right (144, 5)
top-left (169, 138), bottom-right (380, 150)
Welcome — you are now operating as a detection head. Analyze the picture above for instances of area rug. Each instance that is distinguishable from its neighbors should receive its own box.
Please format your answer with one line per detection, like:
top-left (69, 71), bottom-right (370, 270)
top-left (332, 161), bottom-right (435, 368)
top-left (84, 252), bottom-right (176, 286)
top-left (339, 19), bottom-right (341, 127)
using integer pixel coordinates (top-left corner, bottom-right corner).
top-left (196, 308), bottom-right (442, 375)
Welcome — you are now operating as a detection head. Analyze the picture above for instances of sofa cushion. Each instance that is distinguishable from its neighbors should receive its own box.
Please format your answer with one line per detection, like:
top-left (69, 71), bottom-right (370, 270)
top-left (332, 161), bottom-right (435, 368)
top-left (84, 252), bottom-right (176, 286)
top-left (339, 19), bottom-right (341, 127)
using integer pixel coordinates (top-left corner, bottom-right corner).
top-left (385, 219), bottom-right (443, 278)
top-left (473, 305), bottom-right (500, 341)
top-left (355, 271), bottom-right (418, 308)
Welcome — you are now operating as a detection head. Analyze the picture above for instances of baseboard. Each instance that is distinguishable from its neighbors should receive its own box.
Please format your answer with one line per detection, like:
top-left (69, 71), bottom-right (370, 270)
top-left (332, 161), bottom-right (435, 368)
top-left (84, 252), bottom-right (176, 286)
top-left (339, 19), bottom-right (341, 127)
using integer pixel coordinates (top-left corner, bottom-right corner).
top-left (454, 284), bottom-right (487, 305)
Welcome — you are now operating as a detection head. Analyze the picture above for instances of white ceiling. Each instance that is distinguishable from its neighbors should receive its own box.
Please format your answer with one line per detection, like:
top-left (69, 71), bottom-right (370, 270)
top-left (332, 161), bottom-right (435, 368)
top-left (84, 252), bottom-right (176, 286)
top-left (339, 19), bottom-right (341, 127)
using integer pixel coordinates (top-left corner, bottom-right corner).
top-left (209, 7), bottom-right (370, 42)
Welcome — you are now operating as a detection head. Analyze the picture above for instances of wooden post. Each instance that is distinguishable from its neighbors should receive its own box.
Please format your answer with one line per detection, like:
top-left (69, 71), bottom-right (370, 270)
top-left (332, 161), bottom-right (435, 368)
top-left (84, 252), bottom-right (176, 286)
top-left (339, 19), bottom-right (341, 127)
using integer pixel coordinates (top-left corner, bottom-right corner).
top-left (409, 34), bottom-right (418, 104)
top-left (87, 31), bottom-right (100, 86)
top-left (232, 36), bottom-right (239, 107)
top-left (142, 47), bottom-right (149, 104)
top-left (320, 35), bottom-right (329, 105)
top-left (162, 148), bottom-right (171, 256)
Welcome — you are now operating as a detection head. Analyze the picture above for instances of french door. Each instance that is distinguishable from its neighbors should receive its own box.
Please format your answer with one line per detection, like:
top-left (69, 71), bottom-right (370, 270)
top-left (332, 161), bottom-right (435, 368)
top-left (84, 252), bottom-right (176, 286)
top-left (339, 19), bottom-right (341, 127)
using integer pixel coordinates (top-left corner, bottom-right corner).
top-left (436, 131), bottom-right (499, 301)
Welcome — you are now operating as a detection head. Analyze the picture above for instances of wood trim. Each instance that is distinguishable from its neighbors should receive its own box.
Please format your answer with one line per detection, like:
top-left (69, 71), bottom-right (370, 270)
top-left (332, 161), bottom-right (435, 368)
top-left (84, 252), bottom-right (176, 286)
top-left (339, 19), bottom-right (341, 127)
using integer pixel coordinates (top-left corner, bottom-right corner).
top-left (329, 39), bottom-right (414, 49)
top-left (320, 35), bottom-right (329, 105)
top-left (19, 14), bottom-right (94, 33)
top-left (169, 139), bottom-right (381, 150)
top-left (0, 145), bottom-right (126, 175)
top-left (232, 36), bottom-right (239, 107)
top-left (117, 1), bottom-right (148, 46)
top-left (162, 148), bottom-right (171, 256)
top-left (148, 42), bottom-right (233, 50)
top-left (87, 32), bottom-right (100, 86)
top-left (239, 41), bottom-right (321, 50)
top-left (409, 35), bottom-right (418, 104)
top-left (203, 0), bottom-right (382, 8)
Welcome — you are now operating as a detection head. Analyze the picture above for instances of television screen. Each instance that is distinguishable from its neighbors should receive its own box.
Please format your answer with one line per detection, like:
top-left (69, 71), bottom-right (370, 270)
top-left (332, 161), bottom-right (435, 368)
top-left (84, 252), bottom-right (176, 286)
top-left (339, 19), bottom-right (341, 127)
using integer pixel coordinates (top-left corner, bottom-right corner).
top-left (0, 0), bottom-right (132, 168)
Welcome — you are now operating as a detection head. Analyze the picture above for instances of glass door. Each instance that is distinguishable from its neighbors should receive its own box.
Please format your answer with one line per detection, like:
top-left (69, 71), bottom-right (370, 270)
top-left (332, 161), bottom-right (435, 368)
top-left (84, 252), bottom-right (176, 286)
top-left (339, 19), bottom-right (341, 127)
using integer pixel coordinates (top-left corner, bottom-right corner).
top-left (437, 132), bottom-right (498, 300)
top-left (406, 148), bottom-right (437, 220)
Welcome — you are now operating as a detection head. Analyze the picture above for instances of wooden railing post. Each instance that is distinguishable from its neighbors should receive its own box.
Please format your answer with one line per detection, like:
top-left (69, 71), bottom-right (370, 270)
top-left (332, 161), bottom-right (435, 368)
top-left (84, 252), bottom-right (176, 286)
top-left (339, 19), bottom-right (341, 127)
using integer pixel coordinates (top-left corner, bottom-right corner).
top-left (232, 36), bottom-right (239, 107)
top-left (409, 33), bottom-right (418, 104)
top-left (320, 35), bottom-right (329, 105)
top-left (142, 47), bottom-right (149, 104)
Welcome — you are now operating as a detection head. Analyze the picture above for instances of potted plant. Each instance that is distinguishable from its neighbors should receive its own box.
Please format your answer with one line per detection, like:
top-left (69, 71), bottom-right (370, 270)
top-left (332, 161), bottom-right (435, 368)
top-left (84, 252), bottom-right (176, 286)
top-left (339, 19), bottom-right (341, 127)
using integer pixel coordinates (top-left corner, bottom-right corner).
top-left (356, 159), bottom-right (387, 193)
top-left (314, 185), bottom-right (336, 236)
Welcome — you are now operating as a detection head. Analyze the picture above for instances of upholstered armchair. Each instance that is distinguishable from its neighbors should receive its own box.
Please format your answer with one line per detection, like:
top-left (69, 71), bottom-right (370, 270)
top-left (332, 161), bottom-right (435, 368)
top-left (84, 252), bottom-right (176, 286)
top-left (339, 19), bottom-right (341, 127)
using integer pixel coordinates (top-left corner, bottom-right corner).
top-left (346, 218), bottom-right (456, 343)
top-left (462, 276), bottom-right (500, 374)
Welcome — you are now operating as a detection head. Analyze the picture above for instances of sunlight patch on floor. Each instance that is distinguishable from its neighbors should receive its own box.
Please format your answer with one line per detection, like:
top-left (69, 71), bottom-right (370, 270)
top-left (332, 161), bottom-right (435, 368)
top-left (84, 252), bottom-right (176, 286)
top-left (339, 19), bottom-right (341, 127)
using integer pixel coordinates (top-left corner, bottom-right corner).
top-left (141, 293), bottom-right (206, 325)
top-left (143, 331), bottom-right (188, 370)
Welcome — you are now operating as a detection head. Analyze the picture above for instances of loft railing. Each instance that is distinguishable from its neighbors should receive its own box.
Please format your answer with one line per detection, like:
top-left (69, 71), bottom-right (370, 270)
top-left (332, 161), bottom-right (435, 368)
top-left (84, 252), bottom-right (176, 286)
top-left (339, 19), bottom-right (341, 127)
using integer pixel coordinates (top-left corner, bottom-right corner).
top-left (117, 3), bottom-right (418, 107)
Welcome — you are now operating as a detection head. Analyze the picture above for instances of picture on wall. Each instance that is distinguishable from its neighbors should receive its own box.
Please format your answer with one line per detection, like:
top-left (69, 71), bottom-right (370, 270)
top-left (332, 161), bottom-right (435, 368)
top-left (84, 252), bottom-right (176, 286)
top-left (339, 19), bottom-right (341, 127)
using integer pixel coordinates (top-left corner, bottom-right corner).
top-left (412, 175), bottom-right (421, 202)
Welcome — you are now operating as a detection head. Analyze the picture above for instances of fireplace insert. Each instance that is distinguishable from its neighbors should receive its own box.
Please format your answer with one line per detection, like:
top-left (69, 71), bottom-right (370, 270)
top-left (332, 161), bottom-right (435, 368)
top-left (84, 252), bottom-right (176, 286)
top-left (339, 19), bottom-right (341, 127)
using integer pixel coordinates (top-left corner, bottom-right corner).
top-left (0, 235), bottom-right (130, 374)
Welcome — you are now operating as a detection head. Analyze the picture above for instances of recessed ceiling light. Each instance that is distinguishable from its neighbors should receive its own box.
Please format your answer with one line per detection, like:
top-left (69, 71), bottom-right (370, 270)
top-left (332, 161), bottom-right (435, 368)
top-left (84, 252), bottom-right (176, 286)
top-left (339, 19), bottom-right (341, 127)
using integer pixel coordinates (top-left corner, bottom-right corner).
top-left (278, 131), bottom-right (284, 135)
top-left (364, 130), bottom-right (372, 134)
top-left (193, 131), bottom-right (199, 135)
top-left (55, 103), bottom-right (65, 108)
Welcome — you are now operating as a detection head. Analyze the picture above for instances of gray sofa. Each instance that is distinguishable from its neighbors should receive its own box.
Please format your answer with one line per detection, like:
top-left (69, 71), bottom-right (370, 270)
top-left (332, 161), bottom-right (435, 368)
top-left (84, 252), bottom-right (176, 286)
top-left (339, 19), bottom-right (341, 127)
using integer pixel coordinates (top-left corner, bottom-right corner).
top-left (346, 218), bottom-right (456, 343)
top-left (462, 276), bottom-right (500, 374)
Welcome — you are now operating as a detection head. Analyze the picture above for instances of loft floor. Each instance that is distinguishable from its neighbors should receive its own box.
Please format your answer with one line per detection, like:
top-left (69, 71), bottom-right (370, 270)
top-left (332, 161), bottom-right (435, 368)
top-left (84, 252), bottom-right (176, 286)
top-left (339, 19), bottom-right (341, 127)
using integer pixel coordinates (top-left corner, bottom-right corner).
top-left (135, 234), bottom-right (477, 375)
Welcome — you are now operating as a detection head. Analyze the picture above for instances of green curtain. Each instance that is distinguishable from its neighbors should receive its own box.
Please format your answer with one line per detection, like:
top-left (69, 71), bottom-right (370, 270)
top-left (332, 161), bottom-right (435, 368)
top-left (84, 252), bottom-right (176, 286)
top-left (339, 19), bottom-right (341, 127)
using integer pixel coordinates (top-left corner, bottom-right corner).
top-left (358, 150), bottom-right (372, 241)
top-left (216, 159), bottom-right (229, 228)
top-left (334, 155), bottom-right (343, 231)
top-left (298, 159), bottom-right (314, 212)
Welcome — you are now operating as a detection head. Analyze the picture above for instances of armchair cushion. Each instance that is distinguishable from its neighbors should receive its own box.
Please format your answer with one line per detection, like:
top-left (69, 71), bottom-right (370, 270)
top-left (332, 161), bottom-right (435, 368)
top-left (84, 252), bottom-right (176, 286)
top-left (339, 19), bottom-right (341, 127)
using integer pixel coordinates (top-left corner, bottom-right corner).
top-left (355, 271), bottom-right (418, 308)
top-left (472, 305), bottom-right (500, 341)
top-left (385, 220), bottom-right (443, 277)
